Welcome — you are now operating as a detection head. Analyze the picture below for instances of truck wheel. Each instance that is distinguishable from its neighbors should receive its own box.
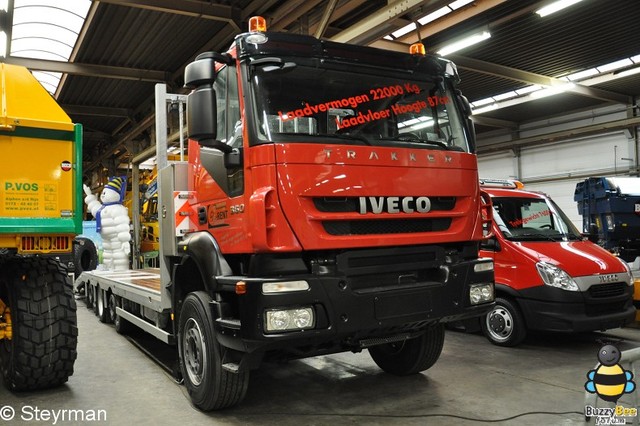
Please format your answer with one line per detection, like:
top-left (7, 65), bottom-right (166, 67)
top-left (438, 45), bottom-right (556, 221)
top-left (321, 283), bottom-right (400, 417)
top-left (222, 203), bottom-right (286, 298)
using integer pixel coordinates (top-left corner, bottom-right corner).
top-left (179, 291), bottom-right (249, 410)
top-left (369, 323), bottom-right (445, 376)
top-left (0, 257), bottom-right (78, 390)
top-left (481, 297), bottom-right (526, 347)
top-left (107, 293), bottom-right (117, 324)
top-left (96, 288), bottom-right (109, 323)
top-left (73, 237), bottom-right (98, 277)
top-left (86, 283), bottom-right (94, 309)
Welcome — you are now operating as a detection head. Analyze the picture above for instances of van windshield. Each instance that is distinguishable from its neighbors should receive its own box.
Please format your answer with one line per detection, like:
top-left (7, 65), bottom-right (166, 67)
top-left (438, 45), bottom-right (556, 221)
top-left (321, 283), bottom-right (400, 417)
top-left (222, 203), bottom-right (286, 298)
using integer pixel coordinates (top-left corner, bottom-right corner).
top-left (492, 197), bottom-right (582, 241)
top-left (250, 61), bottom-right (470, 152)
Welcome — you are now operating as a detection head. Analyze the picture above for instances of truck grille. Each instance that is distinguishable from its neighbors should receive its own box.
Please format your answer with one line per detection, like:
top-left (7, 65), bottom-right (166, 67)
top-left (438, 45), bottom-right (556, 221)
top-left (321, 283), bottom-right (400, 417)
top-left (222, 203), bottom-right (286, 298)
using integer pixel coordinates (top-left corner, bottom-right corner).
top-left (20, 236), bottom-right (72, 254)
top-left (314, 196), bottom-right (456, 212)
top-left (323, 218), bottom-right (451, 235)
top-left (588, 282), bottom-right (627, 298)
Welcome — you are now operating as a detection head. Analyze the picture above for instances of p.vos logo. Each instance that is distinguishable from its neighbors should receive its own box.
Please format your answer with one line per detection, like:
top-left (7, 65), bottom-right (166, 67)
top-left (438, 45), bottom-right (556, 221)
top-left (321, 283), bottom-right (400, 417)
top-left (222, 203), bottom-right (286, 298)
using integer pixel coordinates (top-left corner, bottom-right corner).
top-left (5, 182), bottom-right (39, 191)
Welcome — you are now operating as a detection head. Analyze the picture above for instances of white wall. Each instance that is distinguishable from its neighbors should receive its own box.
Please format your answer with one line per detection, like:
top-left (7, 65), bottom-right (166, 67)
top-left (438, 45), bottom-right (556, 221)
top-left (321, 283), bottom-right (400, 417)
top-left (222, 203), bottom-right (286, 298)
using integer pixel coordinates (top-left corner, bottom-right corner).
top-left (477, 105), bottom-right (638, 230)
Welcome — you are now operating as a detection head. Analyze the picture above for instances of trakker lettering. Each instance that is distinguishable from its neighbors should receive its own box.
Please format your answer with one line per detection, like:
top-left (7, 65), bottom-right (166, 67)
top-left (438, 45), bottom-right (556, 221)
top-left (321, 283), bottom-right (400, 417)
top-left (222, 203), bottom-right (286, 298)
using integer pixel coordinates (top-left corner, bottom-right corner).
top-left (322, 149), bottom-right (451, 164)
top-left (358, 196), bottom-right (431, 214)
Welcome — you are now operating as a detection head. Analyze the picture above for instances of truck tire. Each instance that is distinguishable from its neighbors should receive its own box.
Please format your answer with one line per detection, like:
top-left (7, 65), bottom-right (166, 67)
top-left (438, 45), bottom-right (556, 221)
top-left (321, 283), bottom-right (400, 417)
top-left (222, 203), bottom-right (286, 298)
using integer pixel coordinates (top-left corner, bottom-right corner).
top-left (86, 282), bottom-right (94, 309)
top-left (73, 237), bottom-right (98, 277)
top-left (481, 296), bottom-right (526, 347)
top-left (107, 292), bottom-right (117, 324)
top-left (0, 257), bottom-right (78, 390)
top-left (96, 287), bottom-right (109, 323)
top-left (178, 291), bottom-right (249, 410)
top-left (369, 323), bottom-right (445, 376)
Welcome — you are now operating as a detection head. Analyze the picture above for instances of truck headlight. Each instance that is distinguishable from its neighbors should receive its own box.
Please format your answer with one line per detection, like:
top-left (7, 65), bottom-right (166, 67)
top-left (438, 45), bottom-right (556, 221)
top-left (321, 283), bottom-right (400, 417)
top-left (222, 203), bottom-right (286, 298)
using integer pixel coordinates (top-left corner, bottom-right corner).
top-left (265, 307), bottom-right (315, 332)
top-left (470, 283), bottom-right (494, 305)
top-left (536, 261), bottom-right (578, 291)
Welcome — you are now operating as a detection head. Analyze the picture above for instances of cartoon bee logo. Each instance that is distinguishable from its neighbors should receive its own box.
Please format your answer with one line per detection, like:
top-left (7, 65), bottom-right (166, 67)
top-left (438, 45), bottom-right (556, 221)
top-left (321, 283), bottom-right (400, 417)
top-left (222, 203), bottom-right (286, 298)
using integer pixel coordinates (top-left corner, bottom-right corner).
top-left (585, 344), bottom-right (635, 402)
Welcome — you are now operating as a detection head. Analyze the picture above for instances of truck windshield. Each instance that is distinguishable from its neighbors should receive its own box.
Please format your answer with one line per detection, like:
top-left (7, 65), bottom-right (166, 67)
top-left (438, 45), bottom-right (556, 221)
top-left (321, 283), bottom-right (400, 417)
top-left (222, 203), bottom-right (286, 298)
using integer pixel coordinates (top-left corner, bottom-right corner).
top-left (250, 62), bottom-right (469, 152)
top-left (492, 197), bottom-right (582, 241)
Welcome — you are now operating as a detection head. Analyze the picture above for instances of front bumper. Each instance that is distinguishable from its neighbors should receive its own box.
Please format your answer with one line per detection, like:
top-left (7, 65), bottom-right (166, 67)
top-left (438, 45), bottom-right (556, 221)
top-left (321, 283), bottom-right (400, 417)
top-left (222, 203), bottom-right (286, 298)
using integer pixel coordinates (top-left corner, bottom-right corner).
top-left (515, 283), bottom-right (635, 333)
top-left (215, 247), bottom-right (494, 356)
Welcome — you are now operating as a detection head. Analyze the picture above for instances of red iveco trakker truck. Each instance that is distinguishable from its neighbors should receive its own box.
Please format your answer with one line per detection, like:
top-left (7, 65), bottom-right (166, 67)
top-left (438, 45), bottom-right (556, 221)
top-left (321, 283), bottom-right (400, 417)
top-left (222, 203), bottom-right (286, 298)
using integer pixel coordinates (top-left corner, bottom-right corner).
top-left (77, 17), bottom-right (493, 410)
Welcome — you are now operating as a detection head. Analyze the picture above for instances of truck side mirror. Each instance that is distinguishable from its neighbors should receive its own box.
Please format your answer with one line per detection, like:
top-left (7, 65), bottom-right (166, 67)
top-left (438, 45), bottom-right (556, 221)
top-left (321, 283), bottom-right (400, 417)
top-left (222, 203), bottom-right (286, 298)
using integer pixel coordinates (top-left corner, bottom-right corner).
top-left (456, 89), bottom-right (476, 152)
top-left (185, 52), bottom-right (233, 154)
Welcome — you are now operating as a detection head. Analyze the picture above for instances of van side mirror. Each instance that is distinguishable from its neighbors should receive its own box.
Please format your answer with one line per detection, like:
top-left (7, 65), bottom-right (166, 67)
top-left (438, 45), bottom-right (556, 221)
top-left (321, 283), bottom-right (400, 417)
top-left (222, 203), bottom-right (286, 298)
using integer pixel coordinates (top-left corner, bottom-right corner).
top-left (584, 223), bottom-right (599, 243)
top-left (480, 237), bottom-right (500, 251)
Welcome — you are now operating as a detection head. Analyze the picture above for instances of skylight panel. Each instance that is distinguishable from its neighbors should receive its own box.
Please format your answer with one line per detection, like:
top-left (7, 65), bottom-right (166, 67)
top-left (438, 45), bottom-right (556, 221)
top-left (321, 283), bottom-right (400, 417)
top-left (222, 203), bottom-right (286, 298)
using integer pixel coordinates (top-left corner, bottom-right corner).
top-left (8, 0), bottom-right (91, 94)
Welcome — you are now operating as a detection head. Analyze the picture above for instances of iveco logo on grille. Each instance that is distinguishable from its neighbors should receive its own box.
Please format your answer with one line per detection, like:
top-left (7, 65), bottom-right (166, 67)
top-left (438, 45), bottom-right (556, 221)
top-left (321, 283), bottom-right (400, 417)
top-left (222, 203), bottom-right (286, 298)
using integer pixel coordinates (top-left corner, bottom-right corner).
top-left (358, 196), bottom-right (431, 214)
top-left (598, 274), bottom-right (618, 283)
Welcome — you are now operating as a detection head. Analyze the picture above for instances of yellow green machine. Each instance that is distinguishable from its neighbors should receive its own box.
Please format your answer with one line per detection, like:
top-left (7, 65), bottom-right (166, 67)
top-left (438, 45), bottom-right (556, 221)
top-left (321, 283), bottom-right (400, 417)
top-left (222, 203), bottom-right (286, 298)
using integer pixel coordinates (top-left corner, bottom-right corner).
top-left (0, 63), bottom-right (81, 390)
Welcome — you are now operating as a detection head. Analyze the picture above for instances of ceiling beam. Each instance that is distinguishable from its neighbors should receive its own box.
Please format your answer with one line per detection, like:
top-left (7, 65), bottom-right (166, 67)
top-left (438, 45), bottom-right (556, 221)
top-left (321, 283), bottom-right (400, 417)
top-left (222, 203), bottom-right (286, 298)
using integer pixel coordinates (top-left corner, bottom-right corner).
top-left (63, 105), bottom-right (132, 117)
top-left (270, 0), bottom-right (324, 31)
top-left (330, 0), bottom-right (429, 45)
top-left (96, 0), bottom-right (241, 30)
top-left (4, 56), bottom-right (169, 82)
top-left (447, 54), bottom-right (630, 105)
top-left (472, 115), bottom-right (518, 130)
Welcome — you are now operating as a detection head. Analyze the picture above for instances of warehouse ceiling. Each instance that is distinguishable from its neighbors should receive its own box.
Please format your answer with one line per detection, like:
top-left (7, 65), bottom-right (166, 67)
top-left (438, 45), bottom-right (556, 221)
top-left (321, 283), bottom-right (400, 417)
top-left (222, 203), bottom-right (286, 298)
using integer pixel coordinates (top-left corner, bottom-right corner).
top-left (3, 0), bottom-right (639, 176)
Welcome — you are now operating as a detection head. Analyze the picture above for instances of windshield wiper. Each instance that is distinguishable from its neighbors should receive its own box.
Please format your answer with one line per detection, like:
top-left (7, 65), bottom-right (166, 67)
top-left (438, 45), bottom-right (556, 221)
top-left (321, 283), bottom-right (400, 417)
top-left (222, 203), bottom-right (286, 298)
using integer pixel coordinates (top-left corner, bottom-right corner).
top-left (316, 133), bottom-right (372, 145)
top-left (396, 135), bottom-right (448, 149)
top-left (509, 232), bottom-right (561, 242)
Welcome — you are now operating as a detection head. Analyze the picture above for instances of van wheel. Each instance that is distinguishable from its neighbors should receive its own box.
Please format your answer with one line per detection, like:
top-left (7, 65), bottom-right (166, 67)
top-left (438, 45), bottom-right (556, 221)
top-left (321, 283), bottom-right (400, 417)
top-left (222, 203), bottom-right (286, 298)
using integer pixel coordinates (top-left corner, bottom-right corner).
top-left (179, 291), bottom-right (249, 410)
top-left (369, 323), bottom-right (445, 375)
top-left (481, 297), bottom-right (526, 347)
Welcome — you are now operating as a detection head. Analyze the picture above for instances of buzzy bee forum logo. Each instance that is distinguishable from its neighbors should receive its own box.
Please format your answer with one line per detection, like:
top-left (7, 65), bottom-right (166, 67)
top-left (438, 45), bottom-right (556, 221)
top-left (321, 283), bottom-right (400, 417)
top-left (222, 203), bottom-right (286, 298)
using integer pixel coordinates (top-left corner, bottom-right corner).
top-left (584, 343), bottom-right (638, 425)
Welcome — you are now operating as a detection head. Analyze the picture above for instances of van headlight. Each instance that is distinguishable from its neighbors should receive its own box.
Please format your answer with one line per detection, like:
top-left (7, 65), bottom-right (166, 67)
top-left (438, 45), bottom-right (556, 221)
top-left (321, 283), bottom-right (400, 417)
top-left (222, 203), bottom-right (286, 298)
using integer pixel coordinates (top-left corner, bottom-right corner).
top-left (536, 261), bottom-right (578, 291)
top-left (265, 307), bottom-right (315, 333)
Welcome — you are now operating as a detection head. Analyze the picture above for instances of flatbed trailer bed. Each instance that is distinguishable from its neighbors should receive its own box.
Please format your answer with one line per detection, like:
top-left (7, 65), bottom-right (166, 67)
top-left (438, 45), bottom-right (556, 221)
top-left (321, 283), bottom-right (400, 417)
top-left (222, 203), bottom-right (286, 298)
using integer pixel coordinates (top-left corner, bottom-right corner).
top-left (77, 269), bottom-right (174, 344)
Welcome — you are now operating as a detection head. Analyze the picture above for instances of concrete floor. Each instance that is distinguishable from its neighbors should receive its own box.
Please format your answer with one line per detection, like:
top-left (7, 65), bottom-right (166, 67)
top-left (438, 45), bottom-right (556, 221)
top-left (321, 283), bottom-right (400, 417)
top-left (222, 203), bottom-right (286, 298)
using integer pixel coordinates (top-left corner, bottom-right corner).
top-left (2, 300), bottom-right (639, 425)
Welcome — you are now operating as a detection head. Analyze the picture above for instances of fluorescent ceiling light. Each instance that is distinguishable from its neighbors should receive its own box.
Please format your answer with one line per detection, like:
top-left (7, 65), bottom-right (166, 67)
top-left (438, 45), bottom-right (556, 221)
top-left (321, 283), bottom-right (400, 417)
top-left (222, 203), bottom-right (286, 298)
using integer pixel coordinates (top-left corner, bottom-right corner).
top-left (418, 6), bottom-right (452, 26)
top-left (0, 0), bottom-right (7, 12)
top-left (392, 22), bottom-right (417, 39)
top-left (631, 55), bottom-right (640, 63)
top-left (616, 67), bottom-right (640, 78)
top-left (536, 0), bottom-right (584, 17)
top-left (449, 0), bottom-right (474, 10)
top-left (471, 97), bottom-right (495, 107)
top-left (530, 83), bottom-right (575, 99)
top-left (472, 104), bottom-right (499, 115)
top-left (515, 85), bottom-right (542, 95)
top-left (437, 30), bottom-right (491, 56)
top-left (492, 91), bottom-right (518, 101)
top-left (597, 58), bottom-right (634, 73)
top-left (566, 68), bottom-right (598, 81)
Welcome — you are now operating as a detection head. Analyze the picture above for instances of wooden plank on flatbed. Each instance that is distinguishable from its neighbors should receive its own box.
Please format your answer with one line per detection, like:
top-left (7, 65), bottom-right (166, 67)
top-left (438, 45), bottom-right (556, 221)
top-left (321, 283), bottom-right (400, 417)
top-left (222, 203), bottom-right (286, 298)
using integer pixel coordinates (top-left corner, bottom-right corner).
top-left (84, 269), bottom-right (162, 293)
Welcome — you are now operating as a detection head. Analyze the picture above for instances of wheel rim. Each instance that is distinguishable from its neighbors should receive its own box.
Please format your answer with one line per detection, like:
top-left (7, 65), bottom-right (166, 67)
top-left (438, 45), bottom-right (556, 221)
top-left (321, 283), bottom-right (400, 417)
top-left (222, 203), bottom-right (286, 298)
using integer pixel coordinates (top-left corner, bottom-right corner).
top-left (108, 295), bottom-right (116, 321)
top-left (183, 318), bottom-right (206, 386)
top-left (486, 305), bottom-right (513, 342)
top-left (97, 290), bottom-right (104, 316)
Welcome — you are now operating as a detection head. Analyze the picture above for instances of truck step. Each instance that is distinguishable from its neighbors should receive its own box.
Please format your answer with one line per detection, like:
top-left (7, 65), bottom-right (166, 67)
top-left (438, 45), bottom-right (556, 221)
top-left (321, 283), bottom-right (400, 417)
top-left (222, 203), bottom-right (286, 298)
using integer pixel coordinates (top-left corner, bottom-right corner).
top-left (216, 318), bottom-right (241, 330)
top-left (222, 363), bottom-right (240, 373)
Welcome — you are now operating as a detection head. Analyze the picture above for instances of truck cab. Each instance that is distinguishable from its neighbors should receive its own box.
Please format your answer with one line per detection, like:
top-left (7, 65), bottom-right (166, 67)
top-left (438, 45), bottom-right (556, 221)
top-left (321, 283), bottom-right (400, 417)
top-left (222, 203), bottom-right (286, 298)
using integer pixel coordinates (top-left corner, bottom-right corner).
top-left (478, 179), bottom-right (635, 346)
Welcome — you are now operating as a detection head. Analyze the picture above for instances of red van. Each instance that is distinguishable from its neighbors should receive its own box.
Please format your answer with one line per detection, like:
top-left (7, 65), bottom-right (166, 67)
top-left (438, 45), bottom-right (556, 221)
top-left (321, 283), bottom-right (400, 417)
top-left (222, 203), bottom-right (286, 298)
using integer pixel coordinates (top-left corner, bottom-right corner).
top-left (478, 179), bottom-right (635, 346)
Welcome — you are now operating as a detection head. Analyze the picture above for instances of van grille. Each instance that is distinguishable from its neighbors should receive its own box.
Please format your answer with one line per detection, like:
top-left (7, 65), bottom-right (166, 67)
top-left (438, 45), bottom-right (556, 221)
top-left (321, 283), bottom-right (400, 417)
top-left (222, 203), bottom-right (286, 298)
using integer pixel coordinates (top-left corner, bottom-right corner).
top-left (588, 282), bottom-right (627, 298)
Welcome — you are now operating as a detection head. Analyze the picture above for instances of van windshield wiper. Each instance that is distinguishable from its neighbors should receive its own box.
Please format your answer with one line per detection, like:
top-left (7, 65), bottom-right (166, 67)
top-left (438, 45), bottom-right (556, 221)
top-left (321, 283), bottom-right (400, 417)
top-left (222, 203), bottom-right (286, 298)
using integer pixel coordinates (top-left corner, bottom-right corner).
top-left (509, 232), bottom-right (560, 242)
